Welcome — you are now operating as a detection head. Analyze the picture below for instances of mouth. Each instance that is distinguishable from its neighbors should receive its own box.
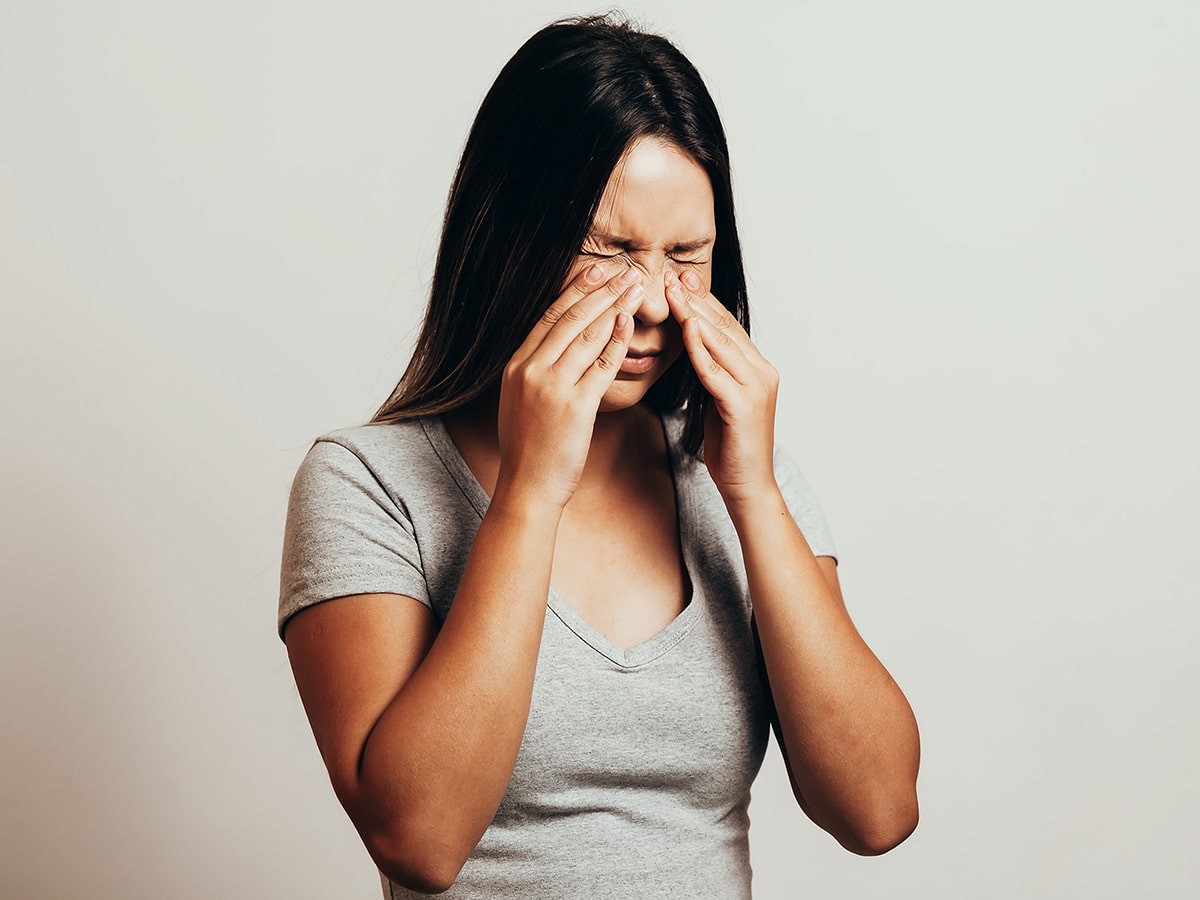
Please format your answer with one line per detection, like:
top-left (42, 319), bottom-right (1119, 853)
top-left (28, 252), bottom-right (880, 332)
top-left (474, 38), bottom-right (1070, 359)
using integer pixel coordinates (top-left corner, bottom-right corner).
top-left (618, 347), bottom-right (661, 376)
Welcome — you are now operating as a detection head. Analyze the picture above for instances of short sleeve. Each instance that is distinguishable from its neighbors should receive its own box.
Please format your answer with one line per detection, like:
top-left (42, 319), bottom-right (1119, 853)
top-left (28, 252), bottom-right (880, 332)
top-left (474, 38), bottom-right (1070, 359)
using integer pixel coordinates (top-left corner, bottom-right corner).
top-left (773, 446), bottom-right (837, 561)
top-left (278, 437), bottom-right (431, 639)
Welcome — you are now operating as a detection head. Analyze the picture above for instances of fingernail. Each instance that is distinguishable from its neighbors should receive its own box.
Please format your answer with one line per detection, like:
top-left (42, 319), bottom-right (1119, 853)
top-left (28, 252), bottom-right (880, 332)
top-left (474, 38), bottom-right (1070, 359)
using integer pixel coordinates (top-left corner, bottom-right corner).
top-left (585, 264), bottom-right (602, 284)
top-left (618, 267), bottom-right (641, 286)
top-left (681, 270), bottom-right (701, 290)
top-left (625, 283), bottom-right (645, 301)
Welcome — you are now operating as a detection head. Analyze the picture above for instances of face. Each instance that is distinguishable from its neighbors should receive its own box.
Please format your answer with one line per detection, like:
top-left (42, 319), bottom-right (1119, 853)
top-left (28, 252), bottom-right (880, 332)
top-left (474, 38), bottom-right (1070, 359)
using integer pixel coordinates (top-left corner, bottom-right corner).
top-left (566, 136), bottom-right (716, 412)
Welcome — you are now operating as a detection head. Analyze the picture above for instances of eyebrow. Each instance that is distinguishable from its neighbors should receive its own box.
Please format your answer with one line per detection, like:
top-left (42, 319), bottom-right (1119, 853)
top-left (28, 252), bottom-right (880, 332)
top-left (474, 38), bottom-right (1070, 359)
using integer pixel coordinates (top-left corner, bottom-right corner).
top-left (586, 231), bottom-right (714, 254)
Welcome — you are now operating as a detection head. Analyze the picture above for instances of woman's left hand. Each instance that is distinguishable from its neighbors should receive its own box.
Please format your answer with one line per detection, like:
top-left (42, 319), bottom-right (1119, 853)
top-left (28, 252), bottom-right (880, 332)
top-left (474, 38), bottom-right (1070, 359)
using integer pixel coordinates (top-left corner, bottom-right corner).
top-left (666, 269), bottom-right (780, 507)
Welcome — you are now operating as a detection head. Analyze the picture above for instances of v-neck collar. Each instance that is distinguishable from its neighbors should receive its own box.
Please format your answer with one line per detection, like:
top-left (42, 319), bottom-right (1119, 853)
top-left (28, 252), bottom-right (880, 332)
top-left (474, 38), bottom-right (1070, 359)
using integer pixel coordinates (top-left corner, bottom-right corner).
top-left (420, 411), bottom-right (704, 668)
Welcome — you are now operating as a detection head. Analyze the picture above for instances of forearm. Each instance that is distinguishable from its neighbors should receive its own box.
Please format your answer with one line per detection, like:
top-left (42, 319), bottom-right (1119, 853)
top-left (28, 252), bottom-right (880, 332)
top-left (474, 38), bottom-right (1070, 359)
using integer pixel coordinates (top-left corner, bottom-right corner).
top-left (729, 489), bottom-right (920, 854)
top-left (355, 486), bottom-right (562, 882)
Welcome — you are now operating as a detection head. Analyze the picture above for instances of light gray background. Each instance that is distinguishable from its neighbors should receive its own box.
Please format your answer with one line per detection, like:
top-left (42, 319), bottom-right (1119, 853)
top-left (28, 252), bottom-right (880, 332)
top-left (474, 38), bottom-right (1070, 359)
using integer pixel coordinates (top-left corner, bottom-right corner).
top-left (2, 1), bottom-right (1197, 897)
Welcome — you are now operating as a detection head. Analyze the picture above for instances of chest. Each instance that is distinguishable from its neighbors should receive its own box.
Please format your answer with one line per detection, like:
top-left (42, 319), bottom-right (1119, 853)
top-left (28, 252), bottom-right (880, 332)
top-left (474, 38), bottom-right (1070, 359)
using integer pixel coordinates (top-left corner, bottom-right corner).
top-left (495, 579), bottom-right (771, 828)
top-left (550, 464), bottom-right (690, 649)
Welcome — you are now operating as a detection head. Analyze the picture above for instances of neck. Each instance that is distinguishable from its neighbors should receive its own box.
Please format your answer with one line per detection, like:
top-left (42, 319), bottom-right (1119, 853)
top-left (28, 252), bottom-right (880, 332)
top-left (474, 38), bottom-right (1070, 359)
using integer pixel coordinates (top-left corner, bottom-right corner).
top-left (446, 394), bottom-right (660, 493)
top-left (581, 405), bottom-right (657, 485)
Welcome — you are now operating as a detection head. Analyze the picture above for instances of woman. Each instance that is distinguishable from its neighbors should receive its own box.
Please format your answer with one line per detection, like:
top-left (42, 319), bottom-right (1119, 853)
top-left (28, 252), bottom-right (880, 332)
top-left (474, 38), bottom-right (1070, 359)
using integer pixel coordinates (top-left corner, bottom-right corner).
top-left (279, 15), bottom-right (919, 898)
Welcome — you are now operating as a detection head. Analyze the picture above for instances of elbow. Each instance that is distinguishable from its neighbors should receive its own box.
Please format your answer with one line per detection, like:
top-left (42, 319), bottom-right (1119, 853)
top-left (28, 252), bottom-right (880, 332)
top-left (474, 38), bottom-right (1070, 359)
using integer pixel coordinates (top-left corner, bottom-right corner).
top-left (362, 826), bottom-right (469, 894)
top-left (836, 794), bottom-right (919, 857)
top-left (840, 817), bottom-right (918, 856)
top-left (379, 864), bottom-right (459, 896)
top-left (335, 780), bottom-right (476, 893)
top-left (334, 767), bottom-right (487, 893)
top-left (372, 847), bottom-right (464, 895)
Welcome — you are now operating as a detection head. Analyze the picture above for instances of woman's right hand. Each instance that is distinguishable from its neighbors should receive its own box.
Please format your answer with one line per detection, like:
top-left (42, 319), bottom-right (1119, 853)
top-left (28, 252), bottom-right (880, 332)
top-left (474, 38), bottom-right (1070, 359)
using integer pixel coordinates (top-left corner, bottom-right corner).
top-left (496, 262), bottom-right (645, 509)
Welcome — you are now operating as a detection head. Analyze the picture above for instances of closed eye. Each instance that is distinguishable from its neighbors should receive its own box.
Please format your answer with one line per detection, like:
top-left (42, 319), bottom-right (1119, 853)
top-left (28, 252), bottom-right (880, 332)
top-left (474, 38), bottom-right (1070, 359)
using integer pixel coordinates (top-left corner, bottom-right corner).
top-left (582, 250), bottom-right (707, 266)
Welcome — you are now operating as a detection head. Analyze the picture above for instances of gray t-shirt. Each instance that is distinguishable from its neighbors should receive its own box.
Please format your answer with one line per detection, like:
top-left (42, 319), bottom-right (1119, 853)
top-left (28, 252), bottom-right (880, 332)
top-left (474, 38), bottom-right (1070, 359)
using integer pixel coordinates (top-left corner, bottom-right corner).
top-left (279, 412), bottom-right (835, 899)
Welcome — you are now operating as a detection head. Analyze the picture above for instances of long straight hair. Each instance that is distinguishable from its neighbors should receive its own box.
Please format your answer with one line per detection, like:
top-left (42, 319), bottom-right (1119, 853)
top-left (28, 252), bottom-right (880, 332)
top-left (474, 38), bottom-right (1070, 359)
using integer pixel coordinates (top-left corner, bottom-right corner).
top-left (372, 15), bottom-right (749, 455)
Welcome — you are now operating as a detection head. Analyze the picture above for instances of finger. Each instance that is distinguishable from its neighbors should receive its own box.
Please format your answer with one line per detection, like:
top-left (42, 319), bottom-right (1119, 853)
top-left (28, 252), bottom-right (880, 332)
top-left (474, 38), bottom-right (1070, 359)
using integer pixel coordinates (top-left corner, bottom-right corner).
top-left (681, 316), bottom-right (740, 400)
top-left (662, 270), bottom-right (739, 347)
top-left (668, 270), bottom-right (752, 345)
top-left (670, 272), bottom-right (773, 376)
top-left (525, 265), bottom-right (643, 363)
top-left (510, 262), bottom-right (615, 361)
top-left (685, 309), bottom-right (757, 385)
top-left (555, 281), bottom-right (644, 376)
top-left (578, 311), bottom-right (635, 397)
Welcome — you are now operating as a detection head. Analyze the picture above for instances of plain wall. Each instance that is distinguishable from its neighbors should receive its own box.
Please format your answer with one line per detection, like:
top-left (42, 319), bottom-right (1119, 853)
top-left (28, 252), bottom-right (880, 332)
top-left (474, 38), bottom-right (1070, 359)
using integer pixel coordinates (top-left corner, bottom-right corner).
top-left (2, 1), bottom-right (1197, 897)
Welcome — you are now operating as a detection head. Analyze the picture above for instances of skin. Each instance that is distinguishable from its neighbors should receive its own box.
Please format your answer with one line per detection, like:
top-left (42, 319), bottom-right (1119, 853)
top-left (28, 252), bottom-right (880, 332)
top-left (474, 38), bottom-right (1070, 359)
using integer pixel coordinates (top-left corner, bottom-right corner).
top-left (284, 137), bottom-right (920, 893)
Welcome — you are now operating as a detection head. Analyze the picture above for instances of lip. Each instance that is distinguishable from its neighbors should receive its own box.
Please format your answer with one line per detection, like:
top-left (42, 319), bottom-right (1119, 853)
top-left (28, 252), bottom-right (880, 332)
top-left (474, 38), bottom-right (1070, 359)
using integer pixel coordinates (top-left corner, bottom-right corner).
top-left (618, 349), bottom-right (660, 375)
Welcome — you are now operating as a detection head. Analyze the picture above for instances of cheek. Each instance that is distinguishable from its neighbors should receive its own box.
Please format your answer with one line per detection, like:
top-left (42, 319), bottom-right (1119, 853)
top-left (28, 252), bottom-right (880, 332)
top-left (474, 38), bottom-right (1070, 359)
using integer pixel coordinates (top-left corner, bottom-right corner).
top-left (564, 254), bottom-right (639, 291)
top-left (675, 261), bottom-right (713, 293)
top-left (563, 257), bottom-right (592, 289)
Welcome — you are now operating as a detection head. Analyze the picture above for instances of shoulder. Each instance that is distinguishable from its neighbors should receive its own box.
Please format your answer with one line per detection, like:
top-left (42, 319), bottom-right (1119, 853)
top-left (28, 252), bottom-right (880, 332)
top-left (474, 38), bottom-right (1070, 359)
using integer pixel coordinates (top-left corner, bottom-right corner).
top-left (279, 418), bottom-right (451, 637)
top-left (285, 418), bottom-right (442, 532)
top-left (660, 410), bottom-right (837, 560)
top-left (294, 417), bottom-right (451, 497)
top-left (290, 414), bottom-right (488, 534)
top-left (308, 417), bottom-right (437, 471)
top-left (285, 416), bottom-right (477, 550)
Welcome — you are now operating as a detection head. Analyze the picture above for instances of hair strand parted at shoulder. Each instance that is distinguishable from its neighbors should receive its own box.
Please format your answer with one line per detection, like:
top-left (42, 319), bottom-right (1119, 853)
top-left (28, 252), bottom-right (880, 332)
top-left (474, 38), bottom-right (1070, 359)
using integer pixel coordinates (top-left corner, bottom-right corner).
top-left (371, 13), bottom-right (749, 456)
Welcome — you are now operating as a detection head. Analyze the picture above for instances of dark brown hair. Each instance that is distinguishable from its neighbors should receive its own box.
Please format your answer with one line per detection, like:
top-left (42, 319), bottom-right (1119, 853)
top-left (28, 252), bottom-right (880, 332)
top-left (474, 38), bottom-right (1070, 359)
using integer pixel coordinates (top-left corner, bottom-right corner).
top-left (371, 14), bottom-right (749, 454)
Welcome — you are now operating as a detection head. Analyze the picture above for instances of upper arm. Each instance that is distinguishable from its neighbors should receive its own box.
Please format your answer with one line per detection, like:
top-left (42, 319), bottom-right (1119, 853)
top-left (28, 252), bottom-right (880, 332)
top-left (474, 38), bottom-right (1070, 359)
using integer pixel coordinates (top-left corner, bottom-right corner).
top-left (284, 593), bottom-right (438, 811)
top-left (815, 555), bottom-right (843, 606)
top-left (773, 447), bottom-right (837, 561)
top-left (279, 437), bottom-right (431, 638)
top-left (278, 437), bottom-right (437, 809)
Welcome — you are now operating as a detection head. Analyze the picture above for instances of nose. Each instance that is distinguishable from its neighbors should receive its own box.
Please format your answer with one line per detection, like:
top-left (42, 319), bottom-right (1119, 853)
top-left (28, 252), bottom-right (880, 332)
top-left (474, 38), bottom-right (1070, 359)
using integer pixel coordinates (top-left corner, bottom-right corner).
top-left (632, 261), bottom-right (671, 326)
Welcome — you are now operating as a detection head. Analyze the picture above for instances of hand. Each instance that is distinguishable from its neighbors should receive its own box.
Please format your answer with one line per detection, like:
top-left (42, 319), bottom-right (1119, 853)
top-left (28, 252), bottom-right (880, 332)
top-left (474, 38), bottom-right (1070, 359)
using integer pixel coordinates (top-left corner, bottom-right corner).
top-left (665, 269), bottom-right (780, 506)
top-left (496, 262), bottom-right (645, 509)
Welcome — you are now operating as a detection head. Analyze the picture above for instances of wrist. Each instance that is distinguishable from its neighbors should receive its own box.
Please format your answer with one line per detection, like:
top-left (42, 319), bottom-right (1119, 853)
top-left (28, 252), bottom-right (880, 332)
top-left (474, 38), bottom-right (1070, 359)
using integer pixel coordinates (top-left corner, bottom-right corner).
top-left (721, 480), bottom-right (788, 531)
top-left (490, 474), bottom-right (570, 523)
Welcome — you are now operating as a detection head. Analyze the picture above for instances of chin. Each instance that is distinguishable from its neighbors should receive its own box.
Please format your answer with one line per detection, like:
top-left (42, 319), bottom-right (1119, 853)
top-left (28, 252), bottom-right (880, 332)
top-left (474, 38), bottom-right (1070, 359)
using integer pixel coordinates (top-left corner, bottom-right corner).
top-left (596, 382), bottom-right (654, 414)
top-left (597, 350), bottom-right (685, 413)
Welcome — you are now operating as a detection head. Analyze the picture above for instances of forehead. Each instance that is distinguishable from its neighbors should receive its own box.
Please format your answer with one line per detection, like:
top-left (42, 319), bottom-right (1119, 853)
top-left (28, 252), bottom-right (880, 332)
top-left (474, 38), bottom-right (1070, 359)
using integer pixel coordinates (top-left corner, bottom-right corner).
top-left (591, 137), bottom-right (715, 244)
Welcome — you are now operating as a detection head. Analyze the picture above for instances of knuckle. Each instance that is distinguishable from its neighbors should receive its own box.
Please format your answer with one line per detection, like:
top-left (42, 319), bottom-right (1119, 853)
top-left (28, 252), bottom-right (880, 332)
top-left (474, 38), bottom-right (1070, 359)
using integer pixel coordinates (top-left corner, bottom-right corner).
top-left (608, 274), bottom-right (637, 296)
top-left (539, 307), bottom-right (562, 328)
top-left (579, 322), bottom-right (606, 344)
top-left (560, 304), bottom-right (589, 325)
top-left (503, 359), bottom-right (526, 383)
